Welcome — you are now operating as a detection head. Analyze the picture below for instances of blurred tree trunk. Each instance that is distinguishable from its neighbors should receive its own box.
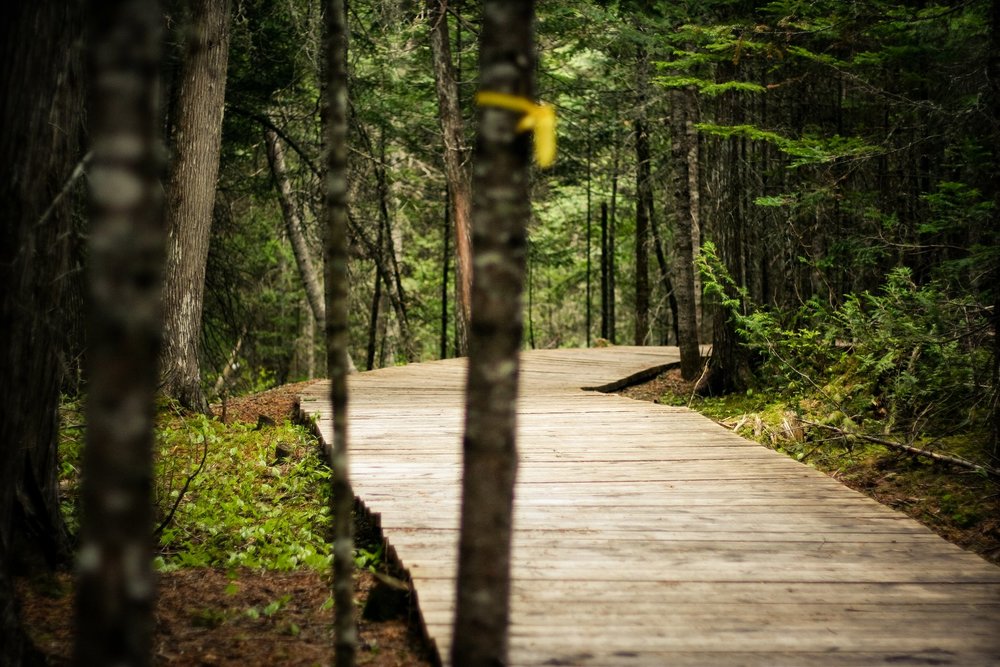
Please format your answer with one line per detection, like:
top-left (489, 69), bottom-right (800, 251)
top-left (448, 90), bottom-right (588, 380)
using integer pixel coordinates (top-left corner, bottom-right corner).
top-left (452, 1), bottom-right (534, 664)
top-left (76, 1), bottom-right (164, 663)
top-left (669, 87), bottom-right (701, 380)
top-left (428, 0), bottom-right (473, 356)
top-left (161, 0), bottom-right (231, 412)
top-left (0, 2), bottom-right (84, 660)
top-left (323, 0), bottom-right (356, 665)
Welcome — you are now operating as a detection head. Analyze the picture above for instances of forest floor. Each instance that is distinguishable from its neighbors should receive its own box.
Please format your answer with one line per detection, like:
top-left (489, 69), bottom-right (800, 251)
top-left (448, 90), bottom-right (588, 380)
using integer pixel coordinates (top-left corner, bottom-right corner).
top-left (18, 381), bottom-right (437, 667)
top-left (19, 366), bottom-right (998, 665)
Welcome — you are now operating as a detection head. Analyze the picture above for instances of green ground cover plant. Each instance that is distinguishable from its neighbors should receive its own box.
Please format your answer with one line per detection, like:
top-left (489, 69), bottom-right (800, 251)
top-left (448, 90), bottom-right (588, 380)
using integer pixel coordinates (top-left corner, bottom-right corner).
top-left (59, 400), bottom-right (334, 572)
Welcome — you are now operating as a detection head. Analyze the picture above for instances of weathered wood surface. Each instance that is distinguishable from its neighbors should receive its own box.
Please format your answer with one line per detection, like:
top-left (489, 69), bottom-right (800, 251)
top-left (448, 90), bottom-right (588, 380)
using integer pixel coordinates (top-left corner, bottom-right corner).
top-left (300, 346), bottom-right (1000, 666)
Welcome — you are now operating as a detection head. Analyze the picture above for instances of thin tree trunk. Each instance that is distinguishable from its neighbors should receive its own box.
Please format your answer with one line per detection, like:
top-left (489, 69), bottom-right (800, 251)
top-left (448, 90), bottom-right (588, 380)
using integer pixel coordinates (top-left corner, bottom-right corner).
top-left (265, 127), bottom-right (326, 325)
top-left (601, 201), bottom-right (609, 340)
top-left (161, 0), bottom-right (232, 412)
top-left (609, 132), bottom-right (619, 344)
top-left (452, 2), bottom-right (535, 663)
top-left (76, 1), bottom-right (164, 663)
top-left (989, 0), bottom-right (1000, 454)
top-left (633, 48), bottom-right (652, 345)
top-left (375, 127), bottom-right (414, 362)
top-left (686, 96), bottom-right (703, 337)
top-left (441, 187), bottom-right (450, 359)
top-left (585, 123), bottom-right (593, 347)
top-left (366, 221), bottom-right (384, 371)
top-left (428, 0), bottom-right (473, 355)
top-left (212, 329), bottom-right (244, 396)
top-left (669, 88), bottom-right (701, 380)
top-left (1, 1), bottom-right (83, 658)
top-left (323, 1), bottom-right (356, 664)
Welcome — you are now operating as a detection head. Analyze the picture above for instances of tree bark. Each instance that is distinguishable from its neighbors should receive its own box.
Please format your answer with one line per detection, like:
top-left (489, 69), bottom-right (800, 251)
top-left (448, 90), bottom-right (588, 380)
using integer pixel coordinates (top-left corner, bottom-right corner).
top-left (609, 131), bottom-right (619, 344)
top-left (669, 88), bottom-right (701, 380)
top-left (601, 201), bottom-right (609, 339)
top-left (686, 95), bottom-right (704, 337)
top-left (0, 1), bottom-right (84, 659)
top-left (451, 2), bottom-right (534, 664)
top-left (428, 0), bottom-right (473, 356)
top-left (265, 127), bottom-right (326, 327)
top-left (441, 187), bottom-right (451, 358)
top-left (323, 1), bottom-right (356, 665)
top-left (633, 49), bottom-right (652, 345)
top-left (989, 0), bottom-right (1000, 454)
top-left (75, 2), bottom-right (164, 663)
top-left (161, 0), bottom-right (232, 412)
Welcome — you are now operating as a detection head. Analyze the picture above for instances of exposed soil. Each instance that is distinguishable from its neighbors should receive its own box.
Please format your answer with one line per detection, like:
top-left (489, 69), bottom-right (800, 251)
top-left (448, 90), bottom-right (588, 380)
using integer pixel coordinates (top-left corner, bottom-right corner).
top-left (18, 381), bottom-right (437, 667)
top-left (619, 367), bottom-right (1000, 567)
top-left (19, 568), bottom-right (433, 667)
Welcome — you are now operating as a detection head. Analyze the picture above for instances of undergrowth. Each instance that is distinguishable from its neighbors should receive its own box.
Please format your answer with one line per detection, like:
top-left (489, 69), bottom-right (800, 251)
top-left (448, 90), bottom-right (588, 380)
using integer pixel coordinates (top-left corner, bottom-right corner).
top-left (58, 400), bottom-right (338, 572)
top-left (675, 243), bottom-right (1000, 562)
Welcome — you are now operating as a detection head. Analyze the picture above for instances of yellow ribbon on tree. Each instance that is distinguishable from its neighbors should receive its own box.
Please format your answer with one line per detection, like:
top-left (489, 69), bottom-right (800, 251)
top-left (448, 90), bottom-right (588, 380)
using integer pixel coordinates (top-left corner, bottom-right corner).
top-left (475, 91), bottom-right (557, 168)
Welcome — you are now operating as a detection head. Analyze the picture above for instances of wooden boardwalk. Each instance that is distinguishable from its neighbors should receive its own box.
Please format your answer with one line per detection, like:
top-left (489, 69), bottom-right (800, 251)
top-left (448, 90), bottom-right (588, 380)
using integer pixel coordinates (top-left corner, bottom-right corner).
top-left (300, 347), bottom-right (1000, 666)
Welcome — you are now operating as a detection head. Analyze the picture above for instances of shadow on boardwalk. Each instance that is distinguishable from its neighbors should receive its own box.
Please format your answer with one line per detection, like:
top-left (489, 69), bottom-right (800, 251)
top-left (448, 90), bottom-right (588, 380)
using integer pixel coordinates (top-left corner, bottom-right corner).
top-left (300, 346), bottom-right (1000, 667)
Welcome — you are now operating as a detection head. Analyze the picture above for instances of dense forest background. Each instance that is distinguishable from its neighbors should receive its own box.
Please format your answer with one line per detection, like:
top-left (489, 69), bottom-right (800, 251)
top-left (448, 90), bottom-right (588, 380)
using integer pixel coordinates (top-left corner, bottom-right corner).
top-left (6, 0), bottom-right (995, 474)
top-left (194, 0), bottom-right (997, 450)
top-left (3, 0), bottom-right (999, 662)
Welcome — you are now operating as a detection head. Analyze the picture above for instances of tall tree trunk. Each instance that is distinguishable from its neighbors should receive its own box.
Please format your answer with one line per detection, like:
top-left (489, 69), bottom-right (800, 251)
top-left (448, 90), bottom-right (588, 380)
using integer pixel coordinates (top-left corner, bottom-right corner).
top-left (669, 88), bottom-right (701, 380)
top-left (0, 1), bottom-right (83, 659)
top-left (600, 201), bottom-right (609, 340)
top-left (609, 131), bottom-right (619, 344)
top-left (707, 76), bottom-right (754, 395)
top-left (633, 49), bottom-right (652, 345)
top-left (686, 95), bottom-right (704, 337)
top-left (375, 127), bottom-right (414, 362)
top-left (441, 187), bottom-right (451, 358)
top-left (989, 0), bottom-right (1000, 454)
top-left (161, 0), bottom-right (232, 412)
top-left (76, 2), bottom-right (164, 663)
top-left (323, 1), bottom-right (356, 664)
top-left (265, 127), bottom-right (326, 326)
top-left (366, 220), bottom-right (385, 371)
top-left (428, 0), bottom-right (473, 356)
top-left (585, 124), bottom-right (593, 346)
top-left (452, 1), bottom-right (535, 664)
top-left (267, 127), bottom-right (358, 373)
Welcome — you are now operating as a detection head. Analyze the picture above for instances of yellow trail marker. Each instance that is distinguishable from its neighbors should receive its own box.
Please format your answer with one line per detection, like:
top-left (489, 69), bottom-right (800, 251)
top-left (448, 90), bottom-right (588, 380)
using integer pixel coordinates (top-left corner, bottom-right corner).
top-left (475, 91), bottom-right (557, 168)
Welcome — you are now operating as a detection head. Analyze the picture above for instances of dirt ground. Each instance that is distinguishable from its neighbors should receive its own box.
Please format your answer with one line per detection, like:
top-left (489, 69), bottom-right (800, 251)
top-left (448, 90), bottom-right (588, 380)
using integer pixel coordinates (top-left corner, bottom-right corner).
top-left (19, 568), bottom-right (434, 667)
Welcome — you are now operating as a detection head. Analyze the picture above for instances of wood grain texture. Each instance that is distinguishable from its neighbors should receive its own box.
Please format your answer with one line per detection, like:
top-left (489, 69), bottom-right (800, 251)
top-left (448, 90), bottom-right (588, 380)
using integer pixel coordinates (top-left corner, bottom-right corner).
top-left (300, 346), bottom-right (1000, 666)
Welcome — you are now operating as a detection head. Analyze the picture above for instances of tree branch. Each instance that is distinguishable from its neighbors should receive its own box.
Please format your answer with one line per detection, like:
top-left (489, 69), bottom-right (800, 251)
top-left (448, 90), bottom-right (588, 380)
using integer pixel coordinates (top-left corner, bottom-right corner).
top-left (800, 419), bottom-right (1000, 480)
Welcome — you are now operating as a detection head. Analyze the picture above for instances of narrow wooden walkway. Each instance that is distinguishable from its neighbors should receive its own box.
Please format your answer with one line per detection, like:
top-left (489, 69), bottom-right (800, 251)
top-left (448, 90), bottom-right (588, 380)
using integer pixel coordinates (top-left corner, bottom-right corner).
top-left (300, 347), bottom-right (1000, 666)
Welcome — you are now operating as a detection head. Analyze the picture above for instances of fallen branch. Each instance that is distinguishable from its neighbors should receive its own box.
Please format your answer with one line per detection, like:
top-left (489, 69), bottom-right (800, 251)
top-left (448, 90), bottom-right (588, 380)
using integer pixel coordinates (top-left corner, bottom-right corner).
top-left (153, 436), bottom-right (210, 538)
top-left (800, 419), bottom-right (1000, 480)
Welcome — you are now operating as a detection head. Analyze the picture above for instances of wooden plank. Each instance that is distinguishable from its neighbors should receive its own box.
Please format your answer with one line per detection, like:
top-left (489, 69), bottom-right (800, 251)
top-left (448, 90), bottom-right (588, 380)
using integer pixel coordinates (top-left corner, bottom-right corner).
top-left (300, 346), bottom-right (1000, 666)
